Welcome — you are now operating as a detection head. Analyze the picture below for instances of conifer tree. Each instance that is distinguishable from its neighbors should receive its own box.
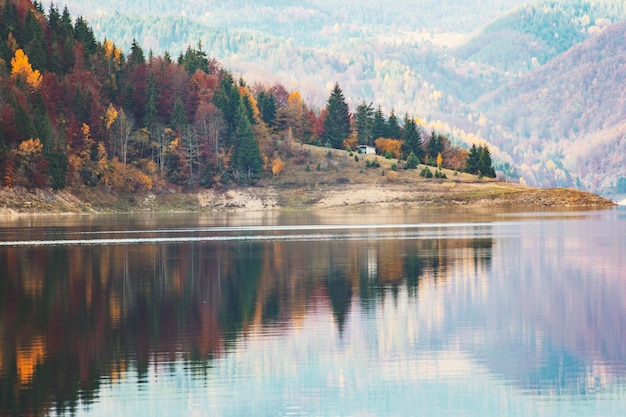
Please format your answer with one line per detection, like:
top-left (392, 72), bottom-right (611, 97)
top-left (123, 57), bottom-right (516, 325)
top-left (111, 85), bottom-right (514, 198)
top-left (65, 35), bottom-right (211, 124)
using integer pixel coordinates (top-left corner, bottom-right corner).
top-left (321, 83), bottom-right (350, 149)
top-left (232, 98), bottom-right (262, 182)
top-left (355, 101), bottom-right (374, 145)
top-left (387, 110), bottom-right (402, 140)
top-left (257, 91), bottom-right (277, 128)
top-left (371, 106), bottom-right (387, 140)
top-left (401, 115), bottom-right (424, 161)
top-left (144, 72), bottom-right (158, 131)
top-left (170, 96), bottom-right (188, 132)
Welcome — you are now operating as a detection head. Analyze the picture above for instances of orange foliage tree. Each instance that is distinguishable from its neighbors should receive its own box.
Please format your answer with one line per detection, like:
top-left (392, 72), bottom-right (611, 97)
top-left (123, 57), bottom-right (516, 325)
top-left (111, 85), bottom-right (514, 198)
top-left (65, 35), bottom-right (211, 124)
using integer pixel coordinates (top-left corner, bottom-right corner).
top-left (271, 157), bottom-right (285, 178)
top-left (374, 138), bottom-right (403, 159)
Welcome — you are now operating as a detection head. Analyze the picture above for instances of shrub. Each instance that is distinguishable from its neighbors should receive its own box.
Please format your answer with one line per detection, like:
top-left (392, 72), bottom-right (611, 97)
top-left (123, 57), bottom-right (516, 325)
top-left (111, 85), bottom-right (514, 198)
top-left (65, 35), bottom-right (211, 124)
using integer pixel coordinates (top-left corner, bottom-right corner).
top-left (316, 162), bottom-right (321, 171)
top-left (391, 163), bottom-right (398, 171)
top-left (355, 155), bottom-right (359, 162)
top-left (387, 170), bottom-right (399, 182)
top-left (405, 151), bottom-right (419, 169)
top-left (381, 169), bottom-right (385, 176)
top-left (384, 150), bottom-right (393, 159)
top-left (420, 166), bottom-right (433, 178)
top-left (434, 169), bottom-right (447, 179)
top-left (305, 164), bottom-right (310, 172)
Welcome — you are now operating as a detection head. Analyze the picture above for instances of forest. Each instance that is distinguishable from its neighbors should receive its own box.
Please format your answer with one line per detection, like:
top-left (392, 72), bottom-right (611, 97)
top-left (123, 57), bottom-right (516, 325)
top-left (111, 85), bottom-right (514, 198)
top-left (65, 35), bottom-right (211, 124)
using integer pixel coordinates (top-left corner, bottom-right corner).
top-left (0, 0), bottom-right (495, 194)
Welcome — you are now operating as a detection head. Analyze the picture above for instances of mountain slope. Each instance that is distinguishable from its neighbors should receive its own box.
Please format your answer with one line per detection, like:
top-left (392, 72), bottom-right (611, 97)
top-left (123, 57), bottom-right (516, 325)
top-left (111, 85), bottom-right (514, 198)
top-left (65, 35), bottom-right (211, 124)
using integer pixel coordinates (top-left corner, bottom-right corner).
top-left (455, 0), bottom-right (625, 74)
top-left (474, 19), bottom-right (626, 195)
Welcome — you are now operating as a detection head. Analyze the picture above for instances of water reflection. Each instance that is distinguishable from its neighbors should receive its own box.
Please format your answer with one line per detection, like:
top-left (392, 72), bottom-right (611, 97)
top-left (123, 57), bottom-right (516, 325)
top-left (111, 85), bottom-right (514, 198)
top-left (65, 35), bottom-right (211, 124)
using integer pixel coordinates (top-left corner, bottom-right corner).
top-left (0, 209), bottom-right (625, 416)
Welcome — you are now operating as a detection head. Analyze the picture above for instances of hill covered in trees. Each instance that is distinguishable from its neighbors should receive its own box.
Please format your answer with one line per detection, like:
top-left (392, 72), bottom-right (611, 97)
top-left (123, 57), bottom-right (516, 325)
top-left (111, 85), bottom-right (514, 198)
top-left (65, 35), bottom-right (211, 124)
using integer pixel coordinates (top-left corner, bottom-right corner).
top-left (0, 0), bottom-right (495, 197)
top-left (56, 0), bottom-right (626, 198)
top-left (473, 19), bottom-right (626, 194)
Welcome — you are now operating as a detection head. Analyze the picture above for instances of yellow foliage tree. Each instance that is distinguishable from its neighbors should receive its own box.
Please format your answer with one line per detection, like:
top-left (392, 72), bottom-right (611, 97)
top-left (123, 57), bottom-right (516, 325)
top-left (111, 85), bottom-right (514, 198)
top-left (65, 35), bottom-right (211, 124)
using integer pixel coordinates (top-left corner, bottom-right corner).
top-left (104, 39), bottom-right (115, 58)
top-left (104, 104), bottom-right (118, 130)
top-left (271, 158), bottom-right (285, 178)
top-left (10, 49), bottom-right (42, 89)
top-left (17, 138), bottom-right (43, 158)
top-left (436, 152), bottom-right (443, 168)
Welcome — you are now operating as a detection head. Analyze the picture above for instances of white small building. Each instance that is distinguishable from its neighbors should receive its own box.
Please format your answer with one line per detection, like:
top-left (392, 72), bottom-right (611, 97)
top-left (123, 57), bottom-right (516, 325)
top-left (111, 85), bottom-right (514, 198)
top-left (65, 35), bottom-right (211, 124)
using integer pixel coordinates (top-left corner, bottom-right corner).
top-left (357, 145), bottom-right (376, 155)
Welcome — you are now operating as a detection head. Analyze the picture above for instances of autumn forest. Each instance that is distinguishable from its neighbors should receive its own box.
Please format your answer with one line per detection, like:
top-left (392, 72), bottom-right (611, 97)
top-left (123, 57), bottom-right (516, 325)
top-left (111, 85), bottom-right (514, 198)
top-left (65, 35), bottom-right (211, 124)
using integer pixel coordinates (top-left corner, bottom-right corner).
top-left (0, 0), bottom-right (494, 196)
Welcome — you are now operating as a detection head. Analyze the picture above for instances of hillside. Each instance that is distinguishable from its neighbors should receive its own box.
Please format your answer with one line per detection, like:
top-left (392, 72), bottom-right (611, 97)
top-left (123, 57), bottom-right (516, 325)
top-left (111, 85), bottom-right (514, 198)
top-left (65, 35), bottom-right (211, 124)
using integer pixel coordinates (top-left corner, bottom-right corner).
top-left (455, 0), bottom-right (625, 74)
top-left (0, 144), bottom-right (615, 215)
top-left (57, 0), bottom-right (626, 198)
top-left (473, 19), bottom-right (626, 197)
top-left (2, 0), bottom-right (626, 201)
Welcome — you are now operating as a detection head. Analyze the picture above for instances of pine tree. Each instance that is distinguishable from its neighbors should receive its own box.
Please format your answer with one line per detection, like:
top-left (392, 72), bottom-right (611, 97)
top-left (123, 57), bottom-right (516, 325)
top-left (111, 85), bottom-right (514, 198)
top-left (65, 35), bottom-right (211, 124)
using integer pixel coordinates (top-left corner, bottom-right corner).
top-left (257, 91), bottom-right (277, 128)
top-left (232, 98), bottom-right (262, 183)
top-left (321, 83), bottom-right (351, 149)
top-left (170, 96), bottom-right (188, 132)
top-left (401, 115), bottom-right (424, 161)
top-left (128, 39), bottom-right (145, 67)
top-left (144, 72), bottom-right (158, 131)
top-left (478, 145), bottom-right (496, 177)
top-left (355, 101), bottom-right (374, 145)
top-left (371, 106), bottom-right (387, 140)
top-left (406, 151), bottom-right (419, 169)
top-left (387, 110), bottom-right (402, 140)
top-left (465, 144), bottom-right (480, 175)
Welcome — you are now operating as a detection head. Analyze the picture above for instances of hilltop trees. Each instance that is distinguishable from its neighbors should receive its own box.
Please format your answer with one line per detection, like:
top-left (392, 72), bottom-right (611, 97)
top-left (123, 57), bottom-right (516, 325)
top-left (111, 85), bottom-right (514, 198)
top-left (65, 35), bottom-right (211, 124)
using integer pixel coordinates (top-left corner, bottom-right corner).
top-left (465, 144), bottom-right (496, 177)
top-left (0, 0), bottom-right (497, 193)
top-left (321, 83), bottom-right (351, 149)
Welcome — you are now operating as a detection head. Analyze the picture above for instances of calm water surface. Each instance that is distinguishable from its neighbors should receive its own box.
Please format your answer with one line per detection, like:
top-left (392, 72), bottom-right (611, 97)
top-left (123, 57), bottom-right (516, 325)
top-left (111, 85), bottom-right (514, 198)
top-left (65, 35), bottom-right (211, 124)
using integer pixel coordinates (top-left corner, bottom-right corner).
top-left (1, 208), bottom-right (625, 416)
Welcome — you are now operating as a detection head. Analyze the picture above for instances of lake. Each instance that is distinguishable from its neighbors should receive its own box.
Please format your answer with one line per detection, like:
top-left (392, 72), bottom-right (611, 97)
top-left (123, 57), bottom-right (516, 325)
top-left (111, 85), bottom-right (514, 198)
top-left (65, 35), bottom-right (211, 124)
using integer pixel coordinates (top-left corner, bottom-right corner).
top-left (1, 207), bottom-right (625, 416)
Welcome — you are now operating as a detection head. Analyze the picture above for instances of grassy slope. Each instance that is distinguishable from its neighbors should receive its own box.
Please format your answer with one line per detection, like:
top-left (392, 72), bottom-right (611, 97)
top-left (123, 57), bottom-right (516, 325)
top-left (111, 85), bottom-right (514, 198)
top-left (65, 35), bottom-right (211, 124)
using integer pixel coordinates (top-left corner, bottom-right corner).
top-left (0, 144), bottom-right (615, 215)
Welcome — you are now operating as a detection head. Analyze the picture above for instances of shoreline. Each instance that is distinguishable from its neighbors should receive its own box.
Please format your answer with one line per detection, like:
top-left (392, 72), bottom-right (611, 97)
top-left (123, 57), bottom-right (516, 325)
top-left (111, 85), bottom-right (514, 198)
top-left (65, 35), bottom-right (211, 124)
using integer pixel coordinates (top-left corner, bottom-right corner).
top-left (0, 182), bottom-right (617, 217)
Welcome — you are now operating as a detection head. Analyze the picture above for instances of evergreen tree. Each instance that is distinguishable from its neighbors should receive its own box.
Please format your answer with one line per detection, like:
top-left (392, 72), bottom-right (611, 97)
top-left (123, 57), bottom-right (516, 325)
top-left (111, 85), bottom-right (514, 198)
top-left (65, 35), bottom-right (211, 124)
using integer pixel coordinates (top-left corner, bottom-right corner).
top-left (24, 10), bottom-right (49, 72)
top-left (478, 145), bottom-right (496, 177)
top-left (212, 71), bottom-right (239, 146)
top-left (170, 96), bottom-right (188, 132)
top-left (178, 41), bottom-right (209, 74)
top-left (401, 115), bottom-right (424, 161)
top-left (143, 72), bottom-right (158, 130)
top-left (60, 7), bottom-right (74, 40)
top-left (1, 2), bottom-right (19, 42)
top-left (257, 91), bottom-right (277, 129)
top-left (355, 101), bottom-right (374, 145)
top-left (426, 130), bottom-right (443, 160)
top-left (128, 39), bottom-right (145, 67)
top-left (232, 98), bottom-right (262, 183)
top-left (371, 106), bottom-right (387, 140)
top-left (321, 83), bottom-right (351, 149)
top-left (466, 144), bottom-right (496, 177)
top-left (74, 17), bottom-right (97, 56)
top-left (387, 110), bottom-right (402, 139)
top-left (466, 144), bottom-right (480, 174)
top-left (406, 151), bottom-right (419, 169)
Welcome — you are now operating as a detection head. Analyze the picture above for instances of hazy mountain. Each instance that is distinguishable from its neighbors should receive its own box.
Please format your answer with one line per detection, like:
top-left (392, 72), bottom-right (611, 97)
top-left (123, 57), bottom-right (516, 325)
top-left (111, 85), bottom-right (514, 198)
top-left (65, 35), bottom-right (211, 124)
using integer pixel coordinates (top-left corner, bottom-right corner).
top-left (455, 0), bottom-right (625, 74)
top-left (474, 19), bottom-right (626, 196)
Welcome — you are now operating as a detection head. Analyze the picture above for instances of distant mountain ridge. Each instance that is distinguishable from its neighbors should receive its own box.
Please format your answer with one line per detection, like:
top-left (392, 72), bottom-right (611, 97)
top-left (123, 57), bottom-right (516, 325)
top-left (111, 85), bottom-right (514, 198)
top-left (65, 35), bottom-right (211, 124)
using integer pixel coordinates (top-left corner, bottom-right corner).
top-left (455, 0), bottom-right (626, 74)
top-left (474, 19), bottom-right (626, 195)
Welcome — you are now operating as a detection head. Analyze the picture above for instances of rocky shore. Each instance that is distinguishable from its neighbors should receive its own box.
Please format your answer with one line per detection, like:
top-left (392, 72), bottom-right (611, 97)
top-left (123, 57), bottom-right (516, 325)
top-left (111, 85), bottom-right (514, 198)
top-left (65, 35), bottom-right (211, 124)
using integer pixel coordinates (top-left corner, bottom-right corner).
top-left (0, 181), bottom-right (616, 217)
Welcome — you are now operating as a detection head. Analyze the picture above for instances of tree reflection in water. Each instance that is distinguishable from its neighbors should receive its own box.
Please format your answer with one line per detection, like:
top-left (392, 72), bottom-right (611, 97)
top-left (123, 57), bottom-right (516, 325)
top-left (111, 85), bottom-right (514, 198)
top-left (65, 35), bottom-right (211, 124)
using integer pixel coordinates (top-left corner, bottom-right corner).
top-left (0, 234), bottom-right (494, 415)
